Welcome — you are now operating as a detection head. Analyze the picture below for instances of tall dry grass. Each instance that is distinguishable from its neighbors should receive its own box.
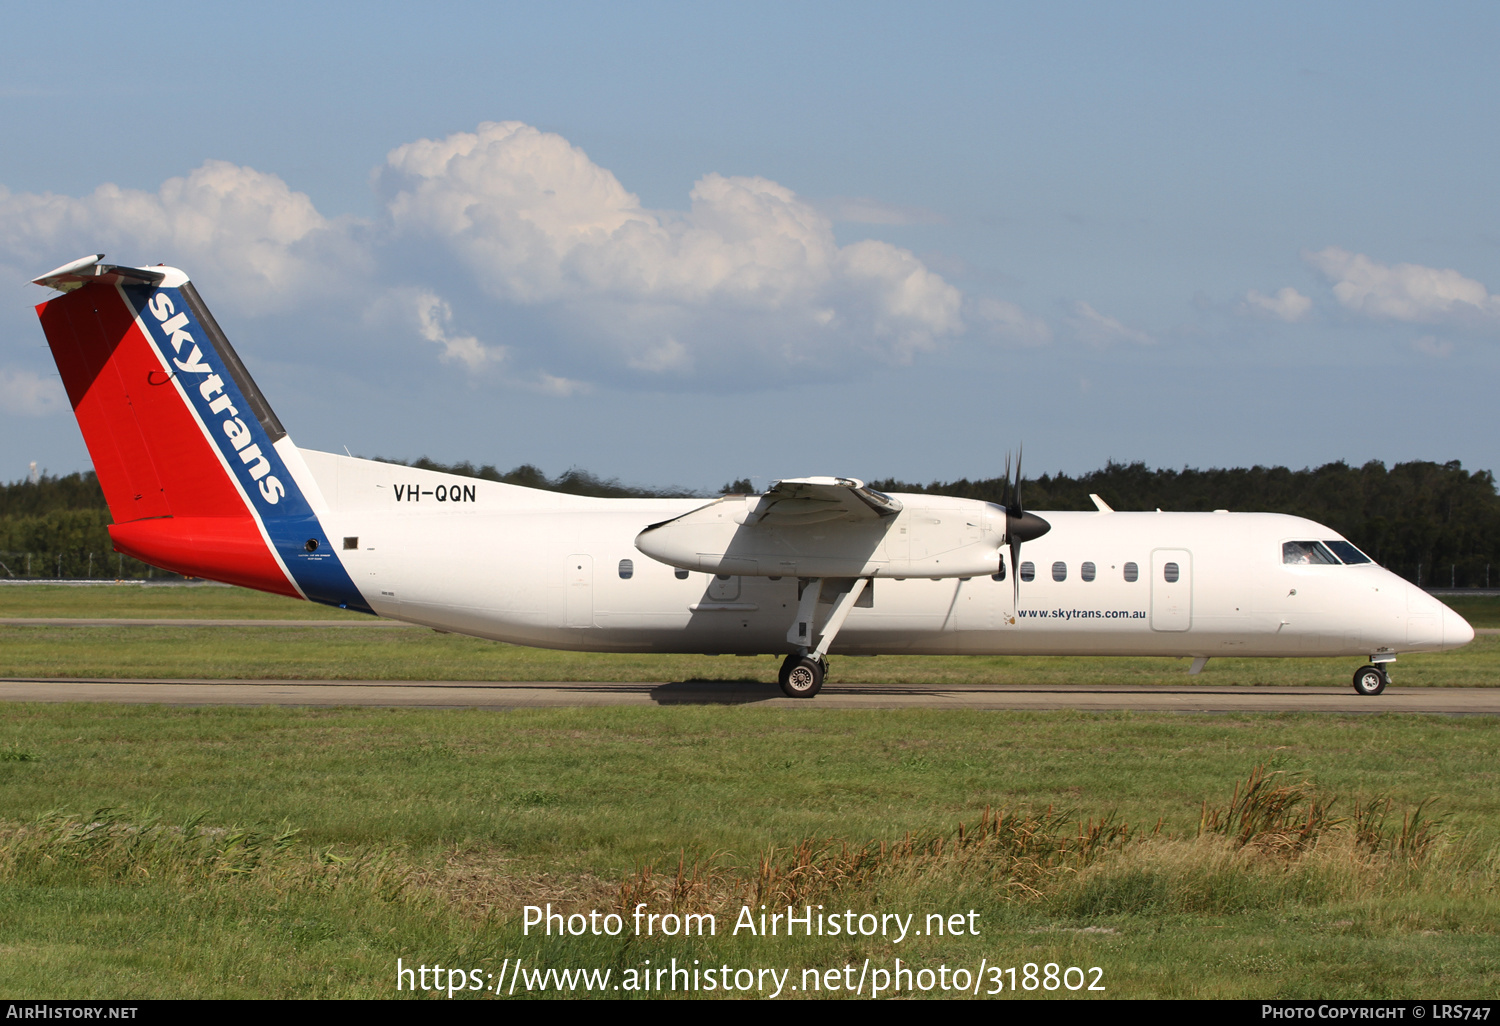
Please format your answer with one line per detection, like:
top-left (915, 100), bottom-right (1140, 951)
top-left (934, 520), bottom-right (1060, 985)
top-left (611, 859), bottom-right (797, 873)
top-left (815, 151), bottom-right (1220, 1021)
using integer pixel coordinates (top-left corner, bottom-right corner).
top-left (617, 765), bottom-right (1497, 919)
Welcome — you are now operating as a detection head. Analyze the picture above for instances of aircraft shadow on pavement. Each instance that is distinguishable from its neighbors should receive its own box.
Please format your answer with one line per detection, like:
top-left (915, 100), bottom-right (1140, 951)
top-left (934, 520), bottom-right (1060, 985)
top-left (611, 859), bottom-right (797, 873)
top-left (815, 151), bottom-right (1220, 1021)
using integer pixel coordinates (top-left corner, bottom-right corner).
top-left (650, 679), bottom-right (784, 705)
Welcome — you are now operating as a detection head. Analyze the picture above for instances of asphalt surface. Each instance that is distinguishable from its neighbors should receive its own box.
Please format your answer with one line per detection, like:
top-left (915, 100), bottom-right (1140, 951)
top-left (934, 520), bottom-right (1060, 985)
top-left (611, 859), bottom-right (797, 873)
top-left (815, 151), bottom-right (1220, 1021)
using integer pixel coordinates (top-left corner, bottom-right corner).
top-left (0, 678), bottom-right (1495, 713)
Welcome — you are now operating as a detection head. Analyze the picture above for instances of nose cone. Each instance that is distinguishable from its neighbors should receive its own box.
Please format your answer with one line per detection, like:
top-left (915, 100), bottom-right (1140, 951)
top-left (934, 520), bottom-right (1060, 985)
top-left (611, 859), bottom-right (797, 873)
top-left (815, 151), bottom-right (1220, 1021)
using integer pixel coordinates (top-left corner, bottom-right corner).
top-left (1443, 604), bottom-right (1475, 649)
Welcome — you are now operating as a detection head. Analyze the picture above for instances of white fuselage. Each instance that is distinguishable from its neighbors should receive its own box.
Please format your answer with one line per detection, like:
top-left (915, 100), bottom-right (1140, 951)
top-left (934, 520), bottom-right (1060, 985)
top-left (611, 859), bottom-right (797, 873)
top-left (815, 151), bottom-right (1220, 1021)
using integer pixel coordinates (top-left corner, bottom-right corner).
top-left (294, 451), bottom-right (1473, 662)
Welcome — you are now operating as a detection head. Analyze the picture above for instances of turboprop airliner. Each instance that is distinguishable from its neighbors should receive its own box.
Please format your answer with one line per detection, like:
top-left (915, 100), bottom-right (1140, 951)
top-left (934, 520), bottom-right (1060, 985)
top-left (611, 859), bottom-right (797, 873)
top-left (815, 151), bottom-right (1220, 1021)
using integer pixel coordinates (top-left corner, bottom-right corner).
top-left (29, 256), bottom-right (1475, 698)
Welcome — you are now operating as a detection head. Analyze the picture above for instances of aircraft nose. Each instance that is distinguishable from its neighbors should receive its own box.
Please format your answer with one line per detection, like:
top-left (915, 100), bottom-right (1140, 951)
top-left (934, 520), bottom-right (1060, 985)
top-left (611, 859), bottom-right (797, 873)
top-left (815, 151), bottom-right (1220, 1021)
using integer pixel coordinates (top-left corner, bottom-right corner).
top-left (1444, 605), bottom-right (1475, 648)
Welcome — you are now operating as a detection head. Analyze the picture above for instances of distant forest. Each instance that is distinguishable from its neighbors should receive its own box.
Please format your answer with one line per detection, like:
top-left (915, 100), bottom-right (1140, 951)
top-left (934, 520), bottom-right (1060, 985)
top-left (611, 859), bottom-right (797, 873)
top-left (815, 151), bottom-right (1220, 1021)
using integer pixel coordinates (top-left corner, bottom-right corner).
top-left (2, 458), bottom-right (1496, 587)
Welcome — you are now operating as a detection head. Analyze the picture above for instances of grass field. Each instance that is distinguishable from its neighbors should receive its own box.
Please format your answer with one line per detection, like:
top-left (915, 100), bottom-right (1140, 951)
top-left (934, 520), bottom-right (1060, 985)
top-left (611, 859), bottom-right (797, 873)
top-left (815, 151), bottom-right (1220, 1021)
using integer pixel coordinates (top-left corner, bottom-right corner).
top-left (0, 704), bottom-right (1496, 999)
top-left (0, 584), bottom-right (1496, 999)
top-left (0, 584), bottom-right (1495, 687)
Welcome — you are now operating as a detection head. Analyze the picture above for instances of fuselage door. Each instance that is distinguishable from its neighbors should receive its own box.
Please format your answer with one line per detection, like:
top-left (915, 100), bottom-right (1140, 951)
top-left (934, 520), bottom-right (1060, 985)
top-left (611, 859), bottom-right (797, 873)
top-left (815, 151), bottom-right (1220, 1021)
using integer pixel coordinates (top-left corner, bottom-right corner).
top-left (1150, 549), bottom-right (1192, 632)
top-left (565, 554), bottom-right (594, 627)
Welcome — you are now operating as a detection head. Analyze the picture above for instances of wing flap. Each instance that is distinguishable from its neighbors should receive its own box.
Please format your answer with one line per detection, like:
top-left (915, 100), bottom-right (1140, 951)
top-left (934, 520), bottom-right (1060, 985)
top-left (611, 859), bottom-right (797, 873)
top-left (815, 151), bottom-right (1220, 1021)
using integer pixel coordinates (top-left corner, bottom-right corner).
top-left (750, 477), bottom-right (902, 525)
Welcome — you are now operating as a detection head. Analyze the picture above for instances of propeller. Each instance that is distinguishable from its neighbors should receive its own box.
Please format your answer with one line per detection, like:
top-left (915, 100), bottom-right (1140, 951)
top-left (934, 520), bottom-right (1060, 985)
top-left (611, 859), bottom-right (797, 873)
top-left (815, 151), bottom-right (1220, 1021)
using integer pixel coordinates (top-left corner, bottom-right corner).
top-left (996, 447), bottom-right (1051, 611)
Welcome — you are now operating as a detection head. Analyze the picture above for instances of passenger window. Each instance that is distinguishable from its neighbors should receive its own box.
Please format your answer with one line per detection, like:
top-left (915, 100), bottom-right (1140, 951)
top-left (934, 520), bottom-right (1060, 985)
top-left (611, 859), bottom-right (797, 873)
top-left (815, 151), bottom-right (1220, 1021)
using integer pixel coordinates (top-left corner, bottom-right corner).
top-left (1324, 540), bottom-right (1372, 565)
top-left (674, 568), bottom-right (689, 580)
top-left (992, 556), bottom-right (1006, 582)
top-left (1123, 562), bottom-right (1139, 582)
top-left (618, 559), bottom-right (634, 579)
top-left (1081, 561), bottom-right (1096, 582)
top-left (1019, 561), bottom-right (1035, 582)
top-left (1052, 561), bottom-right (1067, 582)
top-left (1163, 562), bottom-right (1180, 583)
top-left (1283, 541), bottom-right (1339, 565)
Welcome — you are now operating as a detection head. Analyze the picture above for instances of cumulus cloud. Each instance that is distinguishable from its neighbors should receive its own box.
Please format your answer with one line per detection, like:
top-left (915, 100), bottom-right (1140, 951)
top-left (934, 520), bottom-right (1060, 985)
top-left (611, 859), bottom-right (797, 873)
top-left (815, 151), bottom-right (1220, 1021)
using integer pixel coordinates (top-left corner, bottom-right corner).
top-left (1, 161), bottom-right (361, 313)
top-left (413, 290), bottom-right (500, 370)
top-left (0, 368), bottom-right (66, 416)
top-left (0, 121), bottom-right (993, 390)
top-left (1239, 286), bottom-right (1312, 322)
top-left (971, 297), bottom-right (1053, 347)
top-left (375, 121), bottom-right (963, 375)
top-left (1305, 247), bottom-right (1500, 329)
top-left (1413, 335), bottom-right (1454, 358)
top-left (1067, 301), bottom-right (1153, 347)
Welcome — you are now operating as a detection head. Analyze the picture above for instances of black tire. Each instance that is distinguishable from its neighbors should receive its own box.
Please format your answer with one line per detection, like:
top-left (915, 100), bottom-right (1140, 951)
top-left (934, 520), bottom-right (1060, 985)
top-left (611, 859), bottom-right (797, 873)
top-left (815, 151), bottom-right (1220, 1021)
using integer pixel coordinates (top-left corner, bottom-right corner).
top-left (1352, 664), bottom-right (1388, 696)
top-left (779, 655), bottom-right (824, 698)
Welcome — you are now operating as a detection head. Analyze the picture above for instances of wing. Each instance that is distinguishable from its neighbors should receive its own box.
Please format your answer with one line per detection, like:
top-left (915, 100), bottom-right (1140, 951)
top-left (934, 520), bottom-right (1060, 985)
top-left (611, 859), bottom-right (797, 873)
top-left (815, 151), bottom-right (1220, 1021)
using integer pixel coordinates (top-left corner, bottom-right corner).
top-left (747, 477), bottom-right (902, 526)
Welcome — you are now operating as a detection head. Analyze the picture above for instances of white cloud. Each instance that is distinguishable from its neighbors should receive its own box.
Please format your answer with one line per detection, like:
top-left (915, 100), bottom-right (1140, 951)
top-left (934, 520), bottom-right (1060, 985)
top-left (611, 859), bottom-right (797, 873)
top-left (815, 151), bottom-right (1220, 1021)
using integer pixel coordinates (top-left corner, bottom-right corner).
top-left (2, 122), bottom-right (967, 389)
top-left (1239, 286), bottom-right (1312, 322)
top-left (376, 121), bottom-right (963, 375)
top-left (1305, 247), bottom-right (1500, 328)
top-left (1413, 335), bottom-right (1454, 358)
top-left (627, 336), bottom-right (692, 374)
top-left (971, 297), bottom-right (1053, 347)
top-left (1067, 301), bottom-right (1153, 347)
top-left (414, 290), bottom-right (500, 370)
top-left (0, 161), bottom-right (361, 314)
top-left (534, 373), bottom-right (589, 397)
top-left (0, 368), bottom-right (66, 416)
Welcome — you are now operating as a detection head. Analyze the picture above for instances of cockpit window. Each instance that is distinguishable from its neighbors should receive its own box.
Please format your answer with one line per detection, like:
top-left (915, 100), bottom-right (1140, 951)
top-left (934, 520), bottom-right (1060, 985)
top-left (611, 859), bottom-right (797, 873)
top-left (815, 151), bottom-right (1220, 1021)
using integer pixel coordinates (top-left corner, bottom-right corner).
top-left (1324, 540), bottom-right (1373, 565)
top-left (1283, 541), bottom-right (1340, 565)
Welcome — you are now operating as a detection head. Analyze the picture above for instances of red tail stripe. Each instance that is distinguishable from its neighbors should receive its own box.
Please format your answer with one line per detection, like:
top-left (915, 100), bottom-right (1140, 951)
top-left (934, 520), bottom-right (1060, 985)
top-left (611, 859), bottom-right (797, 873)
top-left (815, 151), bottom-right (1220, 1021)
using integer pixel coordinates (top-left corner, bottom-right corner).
top-left (108, 517), bottom-right (300, 597)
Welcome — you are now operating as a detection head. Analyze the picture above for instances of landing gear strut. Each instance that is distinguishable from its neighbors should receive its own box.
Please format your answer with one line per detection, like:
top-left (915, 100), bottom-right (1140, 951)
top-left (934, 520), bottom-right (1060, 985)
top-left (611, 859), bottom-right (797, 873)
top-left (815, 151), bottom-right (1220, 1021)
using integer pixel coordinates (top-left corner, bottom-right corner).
top-left (1352, 664), bottom-right (1390, 696)
top-left (778, 576), bottom-right (868, 698)
top-left (778, 654), bottom-right (827, 698)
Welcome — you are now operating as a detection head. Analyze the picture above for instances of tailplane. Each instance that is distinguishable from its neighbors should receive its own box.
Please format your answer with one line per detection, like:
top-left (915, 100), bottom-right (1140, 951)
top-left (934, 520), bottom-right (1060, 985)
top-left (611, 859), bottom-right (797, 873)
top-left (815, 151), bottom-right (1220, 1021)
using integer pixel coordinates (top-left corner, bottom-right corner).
top-left (31, 255), bottom-right (371, 611)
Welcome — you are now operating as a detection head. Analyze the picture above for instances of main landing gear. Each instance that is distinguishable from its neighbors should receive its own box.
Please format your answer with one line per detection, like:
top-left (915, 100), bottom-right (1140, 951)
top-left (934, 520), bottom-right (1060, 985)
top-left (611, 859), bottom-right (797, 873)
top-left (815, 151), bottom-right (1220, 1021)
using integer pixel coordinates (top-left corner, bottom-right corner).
top-left (777, 576), bottom-right (868, 699)
top-left (778, 654), bottom-right (828, 698)
top-left (1352, 663), bottom-right (1390, 696)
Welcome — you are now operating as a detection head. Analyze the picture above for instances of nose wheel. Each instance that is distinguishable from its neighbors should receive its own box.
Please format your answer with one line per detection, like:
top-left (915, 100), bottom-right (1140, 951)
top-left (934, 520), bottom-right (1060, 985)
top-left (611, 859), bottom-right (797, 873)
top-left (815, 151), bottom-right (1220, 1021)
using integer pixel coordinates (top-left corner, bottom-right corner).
top-left (779, 654), bottom-right (827, 698)
top-left (1352, 664), bottom-right (1390, 696)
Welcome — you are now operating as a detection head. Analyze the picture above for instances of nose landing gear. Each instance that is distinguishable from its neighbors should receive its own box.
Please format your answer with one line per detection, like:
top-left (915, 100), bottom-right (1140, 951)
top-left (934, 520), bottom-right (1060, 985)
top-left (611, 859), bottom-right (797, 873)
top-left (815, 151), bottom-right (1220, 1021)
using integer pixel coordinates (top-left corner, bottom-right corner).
top-left (1352, 664), bottom-right (1390, 696)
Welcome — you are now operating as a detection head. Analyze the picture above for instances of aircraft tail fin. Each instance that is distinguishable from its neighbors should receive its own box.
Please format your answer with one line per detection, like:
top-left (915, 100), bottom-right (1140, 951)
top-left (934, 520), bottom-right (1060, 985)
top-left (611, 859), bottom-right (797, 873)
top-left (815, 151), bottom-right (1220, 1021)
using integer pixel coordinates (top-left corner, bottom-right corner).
top-left (31, 255), bottom-right (371, 610)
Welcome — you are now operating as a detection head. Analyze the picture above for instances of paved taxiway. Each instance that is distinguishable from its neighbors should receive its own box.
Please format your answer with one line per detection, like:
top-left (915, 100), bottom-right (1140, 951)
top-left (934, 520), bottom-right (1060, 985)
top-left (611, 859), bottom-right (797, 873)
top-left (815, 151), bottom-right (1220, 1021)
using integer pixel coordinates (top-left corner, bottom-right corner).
top-left (0, 678), bottom-right (1494, 713)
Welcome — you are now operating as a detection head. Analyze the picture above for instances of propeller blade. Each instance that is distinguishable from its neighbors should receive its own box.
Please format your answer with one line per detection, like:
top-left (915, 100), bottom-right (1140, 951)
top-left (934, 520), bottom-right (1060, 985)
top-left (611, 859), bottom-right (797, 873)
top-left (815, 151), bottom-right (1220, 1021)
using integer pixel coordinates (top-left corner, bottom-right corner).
top-left (1011, 535), bottom-right (1022, 610)
top-left (999, 445), bottom-right (1050, 612)
top-left (1013, 445), bottom-right (1023, 514)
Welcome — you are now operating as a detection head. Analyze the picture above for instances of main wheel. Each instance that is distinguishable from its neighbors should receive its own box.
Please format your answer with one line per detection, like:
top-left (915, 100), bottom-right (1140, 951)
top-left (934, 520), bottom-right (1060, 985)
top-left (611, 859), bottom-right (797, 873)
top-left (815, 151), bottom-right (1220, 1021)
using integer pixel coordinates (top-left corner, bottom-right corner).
top-left (778, 654), bottom-right (824, 698)
top-left (1352, 664), bottom-right (1388, 696)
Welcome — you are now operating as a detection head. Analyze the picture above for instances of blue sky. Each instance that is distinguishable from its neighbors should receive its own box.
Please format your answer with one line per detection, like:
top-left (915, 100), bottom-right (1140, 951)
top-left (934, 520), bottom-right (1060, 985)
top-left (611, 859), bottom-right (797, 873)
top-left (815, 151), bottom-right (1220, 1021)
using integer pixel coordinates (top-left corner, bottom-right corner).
top-left (3, 2), bottom-right (1496, 494)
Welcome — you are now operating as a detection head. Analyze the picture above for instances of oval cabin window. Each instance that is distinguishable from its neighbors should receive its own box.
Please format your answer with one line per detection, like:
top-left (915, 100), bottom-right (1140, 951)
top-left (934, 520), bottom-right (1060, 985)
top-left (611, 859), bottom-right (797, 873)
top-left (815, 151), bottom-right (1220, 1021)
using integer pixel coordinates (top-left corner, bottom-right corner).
top-left (1052, 561), bottom-right (1067, 582)
top-left (674, 568), bottom-right (689, 580)
top-left (1163, 562), bottom-right (1180, 583)
top-left (618, 559), bottom-right (634, 579)
top-left (1081, 561), bottom-right (1096, 582)
top-left (1123, 562), bottom-right (1139, 582)
top-left (1019, 561), bottom-right (1036, 582)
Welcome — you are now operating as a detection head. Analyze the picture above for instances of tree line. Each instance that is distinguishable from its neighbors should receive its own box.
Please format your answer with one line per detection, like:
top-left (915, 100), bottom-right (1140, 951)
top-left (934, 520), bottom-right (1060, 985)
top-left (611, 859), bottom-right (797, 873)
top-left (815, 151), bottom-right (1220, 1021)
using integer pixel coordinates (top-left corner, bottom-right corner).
top-left (869, 459), bottom-right (1500, 588)
top-left (3, 459), bottom-right (1496, 587)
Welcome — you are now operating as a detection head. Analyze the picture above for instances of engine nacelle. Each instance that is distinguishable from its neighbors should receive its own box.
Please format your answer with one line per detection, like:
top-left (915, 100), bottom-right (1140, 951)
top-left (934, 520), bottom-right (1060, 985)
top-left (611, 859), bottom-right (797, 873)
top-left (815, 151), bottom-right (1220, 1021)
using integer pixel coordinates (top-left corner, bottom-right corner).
top-left (635, 493), bottom-right (1007, 579)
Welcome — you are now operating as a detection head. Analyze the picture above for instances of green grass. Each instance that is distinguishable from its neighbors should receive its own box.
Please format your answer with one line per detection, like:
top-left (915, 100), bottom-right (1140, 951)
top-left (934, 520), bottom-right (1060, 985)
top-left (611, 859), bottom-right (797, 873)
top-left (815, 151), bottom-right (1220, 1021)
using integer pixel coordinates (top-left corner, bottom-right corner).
top-left (0, 705), bottom-right (1495, 998)
top-left (0, 583), bottom-right (1496, 998)
top-left (0, 624), bottom-right (1493, 687)
top-left (1442, 594), bottom-right (1500, 628)
top-left (0, 582), bottom-right (368, 619)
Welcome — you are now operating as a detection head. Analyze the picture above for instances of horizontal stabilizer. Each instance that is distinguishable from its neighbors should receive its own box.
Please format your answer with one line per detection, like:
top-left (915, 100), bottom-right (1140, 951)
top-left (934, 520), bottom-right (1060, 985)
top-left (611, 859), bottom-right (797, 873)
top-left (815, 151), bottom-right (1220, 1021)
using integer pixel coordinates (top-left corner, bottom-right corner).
top-left (33, 254), bottom-right (169, 292)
